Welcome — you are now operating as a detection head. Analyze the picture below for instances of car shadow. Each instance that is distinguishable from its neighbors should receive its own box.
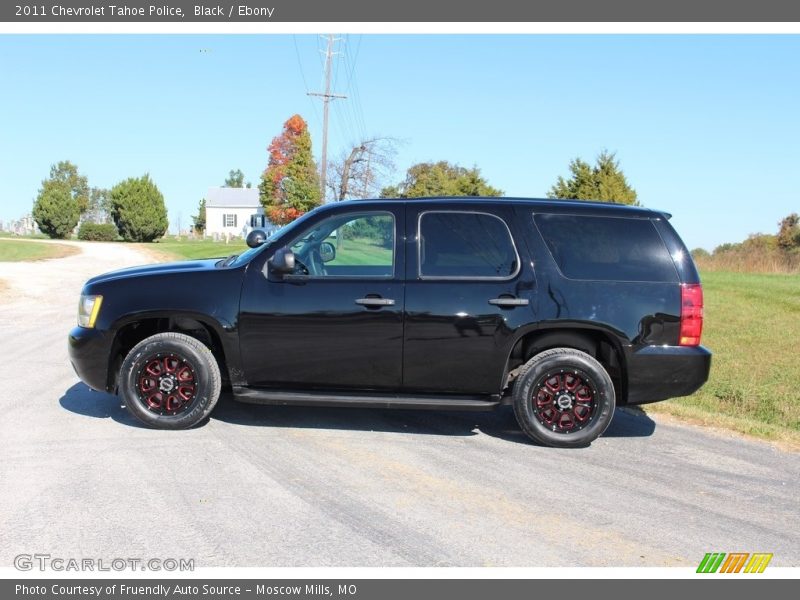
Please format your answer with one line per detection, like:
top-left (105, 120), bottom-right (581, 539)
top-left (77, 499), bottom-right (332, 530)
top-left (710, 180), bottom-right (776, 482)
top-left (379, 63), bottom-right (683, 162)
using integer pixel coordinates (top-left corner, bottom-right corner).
top-left (59, 383), bottom-right (656, 444)
top-left (59, 382), bottom-right (150, 429)
top-left (210, 393), bottom-right (657, 446)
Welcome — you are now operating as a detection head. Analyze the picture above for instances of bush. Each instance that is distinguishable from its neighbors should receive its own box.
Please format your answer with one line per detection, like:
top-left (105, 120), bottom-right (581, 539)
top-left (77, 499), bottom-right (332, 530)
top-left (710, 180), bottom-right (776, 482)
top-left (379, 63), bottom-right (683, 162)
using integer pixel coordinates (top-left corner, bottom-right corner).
top-left (110, 174), bottom-right (168, 242)
top-left (77, 222), bottom-right (119, 241)
top-left (32, 181), bottom-right (80, 239)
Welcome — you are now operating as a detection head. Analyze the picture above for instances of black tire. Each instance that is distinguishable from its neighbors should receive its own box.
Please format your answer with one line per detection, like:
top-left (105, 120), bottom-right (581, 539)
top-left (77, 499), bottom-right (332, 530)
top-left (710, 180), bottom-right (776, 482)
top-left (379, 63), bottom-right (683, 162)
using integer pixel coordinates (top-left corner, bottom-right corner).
top-left (512, 348), bottom-right (615, 448)
top-left (119, 332), bottom-right (221, 429)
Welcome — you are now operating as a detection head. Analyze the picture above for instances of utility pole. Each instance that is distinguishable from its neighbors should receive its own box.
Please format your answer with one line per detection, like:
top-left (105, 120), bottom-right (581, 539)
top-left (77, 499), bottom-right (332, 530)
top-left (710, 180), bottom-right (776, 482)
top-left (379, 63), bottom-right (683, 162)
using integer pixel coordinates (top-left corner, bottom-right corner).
top-left (308, 34), bottom-right (347, 203)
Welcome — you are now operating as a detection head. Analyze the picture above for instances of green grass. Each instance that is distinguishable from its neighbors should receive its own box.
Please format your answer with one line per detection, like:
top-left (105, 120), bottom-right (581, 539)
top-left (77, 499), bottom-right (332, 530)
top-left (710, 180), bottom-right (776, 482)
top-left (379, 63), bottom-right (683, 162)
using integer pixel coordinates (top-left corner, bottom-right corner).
top-left (645, 271), bottom-right (800, 446)
top-left (139, 238), bottom-right (249, 261)
top-left (328, 237), bottom-right (393, 266)
top-left (0, 232), bottom-right (48, 240)
top-left (143, 236), bottom-right (392, 265)
top-left (0, 239), bottom-right (79, 262)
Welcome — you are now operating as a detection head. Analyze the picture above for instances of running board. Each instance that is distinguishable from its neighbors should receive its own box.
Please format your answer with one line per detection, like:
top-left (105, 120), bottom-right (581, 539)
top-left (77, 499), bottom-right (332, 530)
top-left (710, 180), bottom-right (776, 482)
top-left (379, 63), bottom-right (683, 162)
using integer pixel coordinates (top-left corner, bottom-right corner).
top-left (232, 387), bottom-right (500, 411)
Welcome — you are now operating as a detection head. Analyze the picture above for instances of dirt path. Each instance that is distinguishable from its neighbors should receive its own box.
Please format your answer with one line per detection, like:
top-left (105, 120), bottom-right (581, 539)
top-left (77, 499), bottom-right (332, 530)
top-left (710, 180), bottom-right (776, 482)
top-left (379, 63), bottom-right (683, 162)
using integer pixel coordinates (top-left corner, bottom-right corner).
top-left (0, 240), bottom-right (153, 324)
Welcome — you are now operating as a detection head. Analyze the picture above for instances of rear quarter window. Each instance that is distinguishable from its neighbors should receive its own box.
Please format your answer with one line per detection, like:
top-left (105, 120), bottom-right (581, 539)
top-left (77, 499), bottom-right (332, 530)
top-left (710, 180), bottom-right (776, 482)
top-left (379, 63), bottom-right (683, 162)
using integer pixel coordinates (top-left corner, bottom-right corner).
top-left (534, 214), bottom-right (678, 282)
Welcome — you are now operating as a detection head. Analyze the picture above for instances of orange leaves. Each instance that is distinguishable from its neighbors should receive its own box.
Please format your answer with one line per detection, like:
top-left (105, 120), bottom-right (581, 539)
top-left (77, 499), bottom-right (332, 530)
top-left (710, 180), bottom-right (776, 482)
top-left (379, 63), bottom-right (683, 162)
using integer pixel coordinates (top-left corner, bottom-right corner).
top-left (266, 205), bottom-right (305, 226)
top-left (285, 114), bottom-right (307, 135)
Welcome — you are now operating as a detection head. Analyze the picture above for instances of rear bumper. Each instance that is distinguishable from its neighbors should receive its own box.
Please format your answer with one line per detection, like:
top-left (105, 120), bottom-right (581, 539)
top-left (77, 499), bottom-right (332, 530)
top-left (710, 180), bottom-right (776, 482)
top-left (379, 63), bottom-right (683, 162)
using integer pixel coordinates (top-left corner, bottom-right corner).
top-left (625, 345), bottom-right (711, 405)
top-left (68, 326), bottom-right (112, 392)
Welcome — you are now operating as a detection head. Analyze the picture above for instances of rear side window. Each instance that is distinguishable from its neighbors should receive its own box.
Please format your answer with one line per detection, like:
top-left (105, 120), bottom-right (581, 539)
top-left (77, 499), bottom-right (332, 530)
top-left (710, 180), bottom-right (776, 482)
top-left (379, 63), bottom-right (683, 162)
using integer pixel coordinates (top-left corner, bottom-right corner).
top-left (419, 211), bottom-right (519, 279)
top-left (534, 214), bottom-right (678, 282)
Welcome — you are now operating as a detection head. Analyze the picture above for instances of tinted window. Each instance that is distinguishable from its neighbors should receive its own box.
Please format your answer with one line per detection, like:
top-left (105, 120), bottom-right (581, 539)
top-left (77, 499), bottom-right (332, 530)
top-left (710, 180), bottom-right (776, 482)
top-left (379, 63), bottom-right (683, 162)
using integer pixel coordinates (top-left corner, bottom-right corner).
top-left (288, 212), bottom-right (394, 278)
top-left (535, 214), bottom-right (678, 282)
top-left (419, 212), bottom-right (518, 279)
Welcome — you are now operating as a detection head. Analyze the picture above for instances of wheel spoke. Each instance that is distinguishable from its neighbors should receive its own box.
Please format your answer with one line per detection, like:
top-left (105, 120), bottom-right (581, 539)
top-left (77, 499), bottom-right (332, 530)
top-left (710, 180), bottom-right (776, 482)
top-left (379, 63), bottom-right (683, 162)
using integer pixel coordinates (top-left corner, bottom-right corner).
top-left (531, 368), bottom-right (596, 434)
top-left (136, 354), bottom-right (197, 416)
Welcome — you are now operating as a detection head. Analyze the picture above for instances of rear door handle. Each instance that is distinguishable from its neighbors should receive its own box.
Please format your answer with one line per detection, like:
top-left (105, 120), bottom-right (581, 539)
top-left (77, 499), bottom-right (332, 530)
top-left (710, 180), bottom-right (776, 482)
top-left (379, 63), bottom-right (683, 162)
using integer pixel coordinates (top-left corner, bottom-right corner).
top-left (356, 298), bottom-right (396, 306)
top-left (488, 297), bottom-right (529, 307)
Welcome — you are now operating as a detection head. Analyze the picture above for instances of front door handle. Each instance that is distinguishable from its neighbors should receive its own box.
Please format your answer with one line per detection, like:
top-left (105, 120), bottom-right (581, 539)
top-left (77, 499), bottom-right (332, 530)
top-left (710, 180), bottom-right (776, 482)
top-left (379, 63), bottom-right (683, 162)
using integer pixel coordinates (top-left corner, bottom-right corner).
top-left (488, 297), bottom-right (529, 307)
top-left (356, 297), bottom-right (396, 306)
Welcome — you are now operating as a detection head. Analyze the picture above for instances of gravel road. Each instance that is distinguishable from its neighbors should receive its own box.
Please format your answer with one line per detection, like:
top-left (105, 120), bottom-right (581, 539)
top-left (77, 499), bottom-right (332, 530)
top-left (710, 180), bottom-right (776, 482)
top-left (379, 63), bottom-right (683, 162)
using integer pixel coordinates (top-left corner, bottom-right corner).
top-left (0, 241), bottom-right (797, 568)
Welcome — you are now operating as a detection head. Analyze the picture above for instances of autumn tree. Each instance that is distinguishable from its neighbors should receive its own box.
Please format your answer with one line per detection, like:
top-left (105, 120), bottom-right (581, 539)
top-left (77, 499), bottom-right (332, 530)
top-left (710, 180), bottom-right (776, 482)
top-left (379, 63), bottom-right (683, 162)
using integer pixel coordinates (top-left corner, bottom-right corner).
top-left (327, 137), bottom-right (398, 201)
top-left (549, 151), bottom-right (638, 205)
top-left (258, 114), bottom-right (321, 225)
top-left (381, 161), bottom-right (502, 198)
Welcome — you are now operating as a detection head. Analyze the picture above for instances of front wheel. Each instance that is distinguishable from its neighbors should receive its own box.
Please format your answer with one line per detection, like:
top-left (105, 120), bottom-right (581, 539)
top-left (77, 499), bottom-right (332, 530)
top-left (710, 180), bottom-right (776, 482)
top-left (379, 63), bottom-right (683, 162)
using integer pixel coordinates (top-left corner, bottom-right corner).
top-left (119, 332), bottom-right (221, 429)
top-left (512, 348), bottom-right (615, 448)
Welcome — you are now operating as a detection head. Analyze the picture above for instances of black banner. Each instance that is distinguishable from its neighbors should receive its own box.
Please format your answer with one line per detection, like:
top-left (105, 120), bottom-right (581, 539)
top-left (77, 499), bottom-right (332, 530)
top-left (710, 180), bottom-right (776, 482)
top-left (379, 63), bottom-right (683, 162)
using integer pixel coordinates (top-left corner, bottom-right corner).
top-left (4, 579), bottom-right (797, 600)
top-left (4, 0), bottom-right (800, 22)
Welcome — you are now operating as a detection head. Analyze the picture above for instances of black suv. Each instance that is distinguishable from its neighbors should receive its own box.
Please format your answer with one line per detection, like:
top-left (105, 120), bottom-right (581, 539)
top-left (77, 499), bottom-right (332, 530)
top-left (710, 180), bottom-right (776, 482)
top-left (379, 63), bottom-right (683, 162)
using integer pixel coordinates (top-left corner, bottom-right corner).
top-left (68, 198), bottom-right (711, 447)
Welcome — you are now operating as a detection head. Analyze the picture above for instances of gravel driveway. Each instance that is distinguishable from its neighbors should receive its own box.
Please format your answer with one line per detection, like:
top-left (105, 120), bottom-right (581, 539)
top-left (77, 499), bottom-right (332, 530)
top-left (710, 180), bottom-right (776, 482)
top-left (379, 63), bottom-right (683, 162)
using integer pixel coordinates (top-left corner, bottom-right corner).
top-left (0, 241), bottom-right (797, 568)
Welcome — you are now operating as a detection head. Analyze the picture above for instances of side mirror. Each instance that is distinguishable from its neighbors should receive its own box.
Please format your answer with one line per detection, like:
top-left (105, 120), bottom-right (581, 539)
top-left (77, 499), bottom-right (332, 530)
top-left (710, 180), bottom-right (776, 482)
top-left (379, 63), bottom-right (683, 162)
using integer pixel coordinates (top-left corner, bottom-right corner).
top-left (269, 247), bottom-right (296, 274)
top-left (246, 230), bottom-right (267, 248)
top-left (319, 241), bottom-right (336, 263)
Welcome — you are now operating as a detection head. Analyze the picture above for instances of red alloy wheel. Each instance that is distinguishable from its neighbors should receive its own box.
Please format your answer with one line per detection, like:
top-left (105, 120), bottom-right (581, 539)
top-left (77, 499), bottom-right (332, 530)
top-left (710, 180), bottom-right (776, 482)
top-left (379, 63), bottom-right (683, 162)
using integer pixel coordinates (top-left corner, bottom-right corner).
top-left (532, 369), bottom-right (596, 433)
top-left (136, 354), bottom-right (198, 416)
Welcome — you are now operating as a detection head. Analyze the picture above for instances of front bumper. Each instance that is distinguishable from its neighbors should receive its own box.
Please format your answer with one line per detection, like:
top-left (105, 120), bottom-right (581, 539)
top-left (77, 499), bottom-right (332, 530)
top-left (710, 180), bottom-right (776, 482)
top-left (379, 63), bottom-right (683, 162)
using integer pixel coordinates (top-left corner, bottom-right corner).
top-left (625, 345), bottom-right (712, 405)
top-left (68, 326), bottom-right (113, 392)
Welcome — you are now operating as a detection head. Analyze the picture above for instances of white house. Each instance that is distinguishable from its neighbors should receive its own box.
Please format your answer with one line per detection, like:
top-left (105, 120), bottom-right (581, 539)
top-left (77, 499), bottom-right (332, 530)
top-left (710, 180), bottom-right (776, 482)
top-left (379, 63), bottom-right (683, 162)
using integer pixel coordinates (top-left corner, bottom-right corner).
top-left (204, 187), bottom-right (272, 237)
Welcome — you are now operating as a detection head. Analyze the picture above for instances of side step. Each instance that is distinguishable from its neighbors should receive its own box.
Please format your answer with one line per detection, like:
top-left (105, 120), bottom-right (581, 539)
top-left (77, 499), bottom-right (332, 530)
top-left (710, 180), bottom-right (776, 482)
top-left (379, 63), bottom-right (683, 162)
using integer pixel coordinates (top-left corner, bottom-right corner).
top-left (232, 387), bottom-right (500, 412)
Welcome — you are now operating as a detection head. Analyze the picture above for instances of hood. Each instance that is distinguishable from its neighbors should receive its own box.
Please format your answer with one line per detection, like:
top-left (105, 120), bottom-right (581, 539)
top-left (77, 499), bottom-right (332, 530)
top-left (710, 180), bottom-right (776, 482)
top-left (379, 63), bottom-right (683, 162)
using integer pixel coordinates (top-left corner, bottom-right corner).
top-left (85, 259), bottom-right (222, 286)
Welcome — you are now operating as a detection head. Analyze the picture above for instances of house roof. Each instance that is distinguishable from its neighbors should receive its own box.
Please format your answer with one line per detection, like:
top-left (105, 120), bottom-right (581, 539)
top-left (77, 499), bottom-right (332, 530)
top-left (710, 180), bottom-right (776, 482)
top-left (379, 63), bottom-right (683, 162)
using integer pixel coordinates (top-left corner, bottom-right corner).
top-left (206, 186), bottom-right (260, 208)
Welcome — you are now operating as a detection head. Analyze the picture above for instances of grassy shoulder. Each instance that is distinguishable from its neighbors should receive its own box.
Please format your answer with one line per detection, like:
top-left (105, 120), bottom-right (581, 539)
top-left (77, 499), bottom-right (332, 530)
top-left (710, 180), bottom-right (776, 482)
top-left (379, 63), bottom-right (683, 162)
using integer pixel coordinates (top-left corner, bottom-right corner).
top-left (643, 270), bottom-right (800, 447)
top-left (0, 239), bottom-right (79, 262)
top-left (136, 238), bottom-right (249, 262)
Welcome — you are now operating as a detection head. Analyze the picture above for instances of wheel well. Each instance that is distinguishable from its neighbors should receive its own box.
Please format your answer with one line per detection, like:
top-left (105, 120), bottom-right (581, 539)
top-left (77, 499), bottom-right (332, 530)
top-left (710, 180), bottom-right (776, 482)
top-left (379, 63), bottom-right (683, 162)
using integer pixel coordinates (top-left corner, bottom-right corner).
top-left (107, 316), bottom-right (229, 392)
top-left (505, 328), bottom-right (627, 403)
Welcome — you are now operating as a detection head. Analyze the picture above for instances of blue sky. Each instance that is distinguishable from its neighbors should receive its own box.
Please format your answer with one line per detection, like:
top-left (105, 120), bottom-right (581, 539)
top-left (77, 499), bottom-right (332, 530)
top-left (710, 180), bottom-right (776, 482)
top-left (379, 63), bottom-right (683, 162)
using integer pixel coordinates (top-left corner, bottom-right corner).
top-left (0, 34), bottom-right (798, 250)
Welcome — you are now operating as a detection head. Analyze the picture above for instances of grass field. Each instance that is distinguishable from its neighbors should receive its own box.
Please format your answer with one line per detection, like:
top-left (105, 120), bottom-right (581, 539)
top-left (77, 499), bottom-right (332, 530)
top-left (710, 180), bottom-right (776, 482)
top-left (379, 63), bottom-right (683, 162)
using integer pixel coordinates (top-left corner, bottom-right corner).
top-left (0, 232), bottom-right (48, 240)
top-left (328, 238), bottom-right (393, 266)
top-left (0, 239), bottom-right (79, 262)
top-left (144, 237), bottom-right (391, 265)
top-left (645, 270), bottom-right (800, 446)
top-left (138, 238), bottom-right (249, 261)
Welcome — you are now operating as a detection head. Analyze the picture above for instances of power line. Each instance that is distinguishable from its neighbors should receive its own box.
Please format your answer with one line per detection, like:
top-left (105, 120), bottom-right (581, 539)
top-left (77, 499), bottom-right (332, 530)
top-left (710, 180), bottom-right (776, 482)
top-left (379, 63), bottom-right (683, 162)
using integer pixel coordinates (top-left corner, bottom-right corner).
top-left (292, 35), bottom-right (322, 130)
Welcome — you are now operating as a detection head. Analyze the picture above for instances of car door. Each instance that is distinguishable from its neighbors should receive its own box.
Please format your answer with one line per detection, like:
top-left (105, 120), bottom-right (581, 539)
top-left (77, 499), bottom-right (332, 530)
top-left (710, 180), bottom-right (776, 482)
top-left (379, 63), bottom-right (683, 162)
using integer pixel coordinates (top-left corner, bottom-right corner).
top-left (402, 203), bottom-right (535, 395)
top-left (239, 205), bottom-right (405, 390)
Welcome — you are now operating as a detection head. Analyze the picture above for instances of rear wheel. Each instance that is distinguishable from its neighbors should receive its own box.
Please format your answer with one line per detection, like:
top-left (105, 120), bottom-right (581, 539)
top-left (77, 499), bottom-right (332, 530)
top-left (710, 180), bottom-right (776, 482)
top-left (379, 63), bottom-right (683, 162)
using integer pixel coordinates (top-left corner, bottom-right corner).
top-left (512, 348), bottom-right (615, 448)
top-left (119, 332), bottom-right (221, 429)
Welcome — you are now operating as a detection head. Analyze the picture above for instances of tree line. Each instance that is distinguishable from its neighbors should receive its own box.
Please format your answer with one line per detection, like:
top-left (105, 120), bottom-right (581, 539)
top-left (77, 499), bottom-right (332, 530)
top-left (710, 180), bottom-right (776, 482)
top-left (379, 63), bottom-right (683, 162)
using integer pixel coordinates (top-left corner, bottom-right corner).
top-left (692, 214), bottom-right (800, 274)
top-left (32, 113), bottom-right (644, 242)
top-left (32, 161), bottom-right (168, 242)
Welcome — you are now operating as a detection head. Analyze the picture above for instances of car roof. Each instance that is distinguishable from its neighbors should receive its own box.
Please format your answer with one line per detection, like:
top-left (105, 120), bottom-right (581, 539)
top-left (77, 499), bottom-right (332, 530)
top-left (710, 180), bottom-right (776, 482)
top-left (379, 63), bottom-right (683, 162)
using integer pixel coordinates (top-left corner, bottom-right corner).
top-left (331, 196), bottom-right (661, 218)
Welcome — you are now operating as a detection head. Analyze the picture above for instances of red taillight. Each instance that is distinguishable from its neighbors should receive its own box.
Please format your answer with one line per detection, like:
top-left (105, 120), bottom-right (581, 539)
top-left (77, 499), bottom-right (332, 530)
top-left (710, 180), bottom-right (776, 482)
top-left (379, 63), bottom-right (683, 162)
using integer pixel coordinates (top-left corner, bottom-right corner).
top-left (679, 283), bottom-right (704, 346)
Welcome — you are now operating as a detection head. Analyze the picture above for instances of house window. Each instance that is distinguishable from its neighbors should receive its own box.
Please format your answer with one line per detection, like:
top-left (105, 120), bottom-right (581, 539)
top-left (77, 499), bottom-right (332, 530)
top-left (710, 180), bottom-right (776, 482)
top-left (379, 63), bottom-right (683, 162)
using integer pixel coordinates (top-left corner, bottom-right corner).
top-left (223, 214), bottom-right (237, 228)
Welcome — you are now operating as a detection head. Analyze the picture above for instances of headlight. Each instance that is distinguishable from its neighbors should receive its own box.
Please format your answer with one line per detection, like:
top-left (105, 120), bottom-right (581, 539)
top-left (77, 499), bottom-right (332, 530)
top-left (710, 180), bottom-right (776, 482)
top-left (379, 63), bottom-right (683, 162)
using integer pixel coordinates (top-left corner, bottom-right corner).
top-left (77, 295), bottom-right (103, 328)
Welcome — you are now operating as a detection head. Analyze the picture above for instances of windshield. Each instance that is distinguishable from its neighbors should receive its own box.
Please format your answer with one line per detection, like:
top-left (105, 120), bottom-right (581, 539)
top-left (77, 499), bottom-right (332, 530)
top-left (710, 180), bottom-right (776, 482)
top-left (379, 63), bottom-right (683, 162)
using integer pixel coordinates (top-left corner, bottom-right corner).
top-left (225, 212), bottom-right (316, 268)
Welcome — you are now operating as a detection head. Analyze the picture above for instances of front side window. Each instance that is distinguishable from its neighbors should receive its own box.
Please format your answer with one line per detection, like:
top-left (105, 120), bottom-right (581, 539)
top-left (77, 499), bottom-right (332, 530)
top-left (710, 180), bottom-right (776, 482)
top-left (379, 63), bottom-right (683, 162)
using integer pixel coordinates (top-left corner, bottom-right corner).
top-left (287, 212), bottom-right (395, 278)
top-left (418, 211), bottom-right (519, 279)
